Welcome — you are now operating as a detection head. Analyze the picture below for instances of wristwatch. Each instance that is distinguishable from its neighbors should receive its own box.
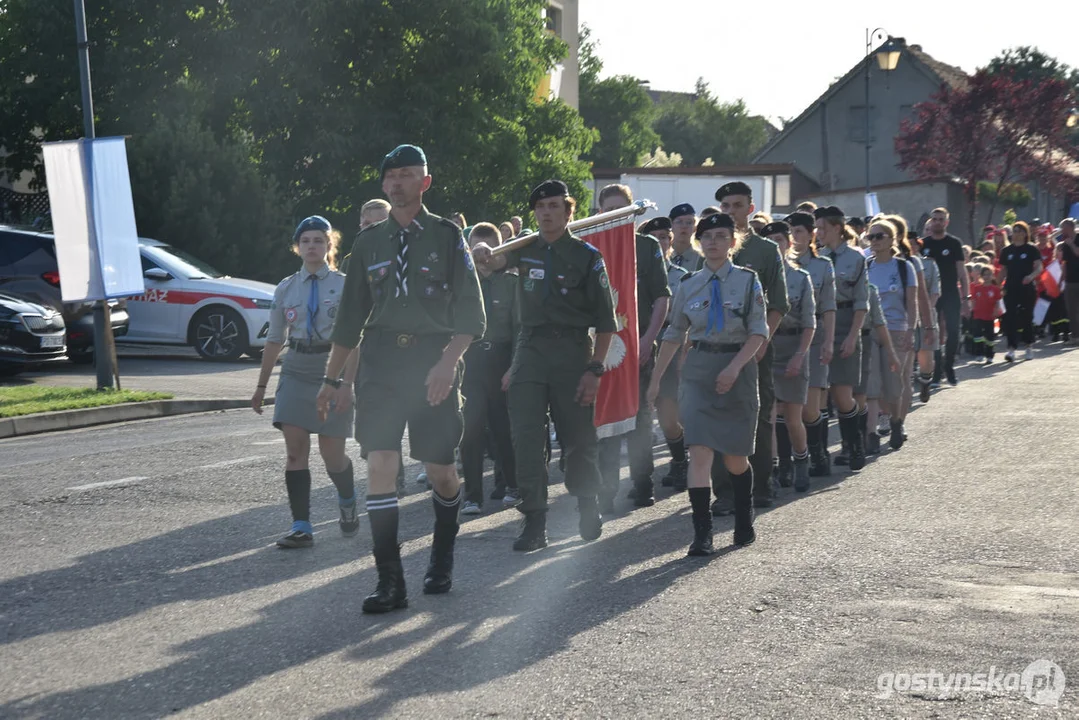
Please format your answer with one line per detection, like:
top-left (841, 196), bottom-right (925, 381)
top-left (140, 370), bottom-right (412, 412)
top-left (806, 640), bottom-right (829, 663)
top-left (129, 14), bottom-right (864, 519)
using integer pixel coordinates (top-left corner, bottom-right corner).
top-left (321, 376), bottom-right (343, 388)
top-left (586, 362), bottom-right (605, 377)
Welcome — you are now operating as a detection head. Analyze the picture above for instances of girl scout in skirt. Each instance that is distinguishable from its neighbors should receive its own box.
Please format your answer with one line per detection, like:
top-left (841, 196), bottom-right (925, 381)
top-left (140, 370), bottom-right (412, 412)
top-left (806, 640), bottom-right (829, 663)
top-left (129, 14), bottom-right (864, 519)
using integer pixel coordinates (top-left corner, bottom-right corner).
top-left (814, 206), bottom-right (869, 472)
top-left (785, 212), bottom-right (836, 477)
top-left (252, 216), bottom-right (361, 548)
top-left (648, 213), bottom-right (768, 556)
top-left (854, 284), bottom-right (901, 455)
top-left (760, 221), bottom-right (817, 493)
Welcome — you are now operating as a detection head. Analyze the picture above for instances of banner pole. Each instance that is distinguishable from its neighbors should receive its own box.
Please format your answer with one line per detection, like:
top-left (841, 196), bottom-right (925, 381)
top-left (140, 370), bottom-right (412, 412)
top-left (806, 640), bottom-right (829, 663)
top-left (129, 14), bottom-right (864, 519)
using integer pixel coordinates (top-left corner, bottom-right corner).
top-left (492, 200), bottom-right (657, 257)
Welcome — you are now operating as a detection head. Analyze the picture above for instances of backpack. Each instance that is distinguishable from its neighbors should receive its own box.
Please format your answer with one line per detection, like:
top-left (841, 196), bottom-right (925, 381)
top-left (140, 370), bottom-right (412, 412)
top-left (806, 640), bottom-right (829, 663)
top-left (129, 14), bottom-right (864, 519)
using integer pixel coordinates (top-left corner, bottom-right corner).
top-left (868, 256), bottom-right (910, 290)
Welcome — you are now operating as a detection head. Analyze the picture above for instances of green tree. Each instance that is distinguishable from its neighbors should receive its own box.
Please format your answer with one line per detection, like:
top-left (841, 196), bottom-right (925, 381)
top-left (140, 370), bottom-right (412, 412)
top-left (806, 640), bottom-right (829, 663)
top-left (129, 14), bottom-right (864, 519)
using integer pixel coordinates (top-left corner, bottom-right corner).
top-left (652, 79), bottom-right (770, 166)
top-left (0, 0), bottom-right (595, 269)
top-left (986, 47), bottom-right (1079, 147)
top-left (577, 26), bottom-right (658, 168)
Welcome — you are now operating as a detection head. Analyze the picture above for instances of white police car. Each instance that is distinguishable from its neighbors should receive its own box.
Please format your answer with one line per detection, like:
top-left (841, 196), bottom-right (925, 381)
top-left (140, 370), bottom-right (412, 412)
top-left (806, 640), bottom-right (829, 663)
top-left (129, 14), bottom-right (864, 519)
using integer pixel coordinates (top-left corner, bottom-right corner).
top-left (123, 238), bottom-right (276, 360)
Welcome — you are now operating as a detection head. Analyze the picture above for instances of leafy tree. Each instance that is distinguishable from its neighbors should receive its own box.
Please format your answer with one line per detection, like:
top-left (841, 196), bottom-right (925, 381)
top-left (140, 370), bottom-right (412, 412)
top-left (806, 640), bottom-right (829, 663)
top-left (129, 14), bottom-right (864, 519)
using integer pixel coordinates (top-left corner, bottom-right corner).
top-left (577, 26), bottom-right (658, 168)
top-left (896, 69), bottom-right (1079, 237)
top-left (652, 79), bottom-right (770, 166)
top-left (976, 181), bottom-right (1032, 209)
top-left (638, 147), bottom-right (683, 168)
top-left (987, 46), bottom-right (1079, 148)
top-left (0, 0), bottom-right (595, 272)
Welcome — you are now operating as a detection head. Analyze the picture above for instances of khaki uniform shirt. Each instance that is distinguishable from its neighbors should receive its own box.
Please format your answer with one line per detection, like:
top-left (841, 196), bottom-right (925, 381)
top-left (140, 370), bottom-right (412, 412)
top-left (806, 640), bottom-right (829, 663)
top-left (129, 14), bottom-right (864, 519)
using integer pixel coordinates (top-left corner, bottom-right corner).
top-left (636, 233), bottom-right (672, 336)
top-left (330, 206), bottom-right (486, 347)
top-left (479, 270), bottom-right (518, 344)
top-left (734, 232), bottom-right (790, 318)
top-left (822, 242), bottom-right (870, 311)
top-left (504, 231), bottom-right (617, 333)
top-left (670, 243), bottom-right (703, 272)
top-left (664, 262), bottom-right (769, 345)
top-left (267, 264), bottom-right (345, 344)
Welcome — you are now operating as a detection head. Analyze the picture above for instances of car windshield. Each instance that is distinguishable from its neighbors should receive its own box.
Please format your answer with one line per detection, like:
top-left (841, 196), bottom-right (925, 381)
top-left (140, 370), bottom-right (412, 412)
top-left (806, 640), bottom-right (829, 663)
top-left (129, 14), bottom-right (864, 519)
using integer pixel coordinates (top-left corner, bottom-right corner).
top-left (144, 243), bottom-right (224, 279)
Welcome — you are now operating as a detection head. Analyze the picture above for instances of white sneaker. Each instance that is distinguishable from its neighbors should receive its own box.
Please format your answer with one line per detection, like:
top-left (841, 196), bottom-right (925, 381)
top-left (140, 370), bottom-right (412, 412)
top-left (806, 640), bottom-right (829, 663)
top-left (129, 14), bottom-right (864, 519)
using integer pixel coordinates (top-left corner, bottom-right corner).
top-left (1024, 346), bottom-right (1034, 361)
top-left (461, 500), bottom-right (482, 515)
top-left (503, 488), bottom-right (521, 505)
top-left (1004, 350), bottom-right (1015, 363)
top-left (416, 471), bottom-right (429, 487)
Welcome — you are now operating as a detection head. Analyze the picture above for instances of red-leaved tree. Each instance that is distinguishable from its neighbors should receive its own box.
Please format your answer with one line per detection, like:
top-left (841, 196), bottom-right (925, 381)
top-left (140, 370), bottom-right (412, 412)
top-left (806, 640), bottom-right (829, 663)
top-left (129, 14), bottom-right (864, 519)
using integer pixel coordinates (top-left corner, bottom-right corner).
top-left (896, 69), bottom-right (1079, 238)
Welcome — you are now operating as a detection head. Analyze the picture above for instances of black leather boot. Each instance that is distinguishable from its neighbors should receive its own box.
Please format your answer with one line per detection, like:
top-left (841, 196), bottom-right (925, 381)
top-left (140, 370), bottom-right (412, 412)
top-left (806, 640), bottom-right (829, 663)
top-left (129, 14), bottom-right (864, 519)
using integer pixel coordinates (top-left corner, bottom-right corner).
top-left (807, 417), bottom-right (830, 477)
top-left (687, 487), bottom-right (713, 556)
top-left (842, 412), bottom-right (866, 471)
top-left (731, 468), bottom-right (756, 547)
top-left (362, 545), bottom-right (408, 614)
top-left (513, 511), bottom-right (548, 552)
top-left (423, 521), bottom-right (458, 595)
top-left (670, 460), bottom-right (688, 492)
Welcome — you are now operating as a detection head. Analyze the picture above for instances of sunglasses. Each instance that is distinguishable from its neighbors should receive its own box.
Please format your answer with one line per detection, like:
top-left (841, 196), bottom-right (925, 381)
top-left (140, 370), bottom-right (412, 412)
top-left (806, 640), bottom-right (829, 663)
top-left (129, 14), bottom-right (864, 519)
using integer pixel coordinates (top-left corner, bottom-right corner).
top-left (868, 232), bottom-right (892, 241)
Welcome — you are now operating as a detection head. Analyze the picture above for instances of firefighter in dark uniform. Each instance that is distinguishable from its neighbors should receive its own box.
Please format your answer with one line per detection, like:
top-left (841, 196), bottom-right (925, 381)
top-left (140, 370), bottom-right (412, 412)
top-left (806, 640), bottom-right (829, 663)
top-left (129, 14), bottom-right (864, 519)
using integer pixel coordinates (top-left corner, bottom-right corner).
top-left (595, 185), bottom-right (671, 511)
top-left (317, 144), bottom-right (486, 614)
top-left (472, 179), bottom-right (618, 552)
top-left (710, 181), bottom-right (789, 514)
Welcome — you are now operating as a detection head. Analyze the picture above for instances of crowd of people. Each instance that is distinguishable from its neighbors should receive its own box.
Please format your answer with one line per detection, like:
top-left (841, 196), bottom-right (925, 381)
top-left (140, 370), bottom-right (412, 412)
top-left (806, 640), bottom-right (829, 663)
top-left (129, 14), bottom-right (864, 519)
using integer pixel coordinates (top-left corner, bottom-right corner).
top-left (249, 143), bottom-right (1078, 614)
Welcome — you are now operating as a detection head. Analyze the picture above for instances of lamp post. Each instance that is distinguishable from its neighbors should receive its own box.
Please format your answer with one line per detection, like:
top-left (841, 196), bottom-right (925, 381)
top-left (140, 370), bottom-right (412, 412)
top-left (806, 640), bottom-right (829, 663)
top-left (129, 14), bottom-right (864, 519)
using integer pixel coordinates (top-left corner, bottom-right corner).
top-left (864, 30), bottom-right (902, 206)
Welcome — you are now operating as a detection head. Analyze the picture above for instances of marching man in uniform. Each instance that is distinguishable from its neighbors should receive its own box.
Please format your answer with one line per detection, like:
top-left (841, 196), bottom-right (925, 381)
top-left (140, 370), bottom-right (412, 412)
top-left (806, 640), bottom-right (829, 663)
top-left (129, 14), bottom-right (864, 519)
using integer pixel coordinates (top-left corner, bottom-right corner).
top-left (317, 144), bottom-right (486, 614)
top-left (472, 180), bottom-right (617, 552)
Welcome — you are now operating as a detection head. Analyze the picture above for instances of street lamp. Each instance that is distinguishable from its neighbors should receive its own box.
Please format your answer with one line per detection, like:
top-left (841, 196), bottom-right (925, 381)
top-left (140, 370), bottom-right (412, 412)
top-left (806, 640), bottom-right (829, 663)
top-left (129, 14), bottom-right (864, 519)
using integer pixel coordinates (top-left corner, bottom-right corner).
top-left (864, 29), bottom-right (901, 206)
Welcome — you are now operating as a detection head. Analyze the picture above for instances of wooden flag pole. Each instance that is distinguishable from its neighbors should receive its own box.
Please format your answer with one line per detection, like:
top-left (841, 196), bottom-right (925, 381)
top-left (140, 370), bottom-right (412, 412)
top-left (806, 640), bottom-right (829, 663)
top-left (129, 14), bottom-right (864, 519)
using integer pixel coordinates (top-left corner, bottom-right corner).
top-left (491, 200), bottom-right (657, 257)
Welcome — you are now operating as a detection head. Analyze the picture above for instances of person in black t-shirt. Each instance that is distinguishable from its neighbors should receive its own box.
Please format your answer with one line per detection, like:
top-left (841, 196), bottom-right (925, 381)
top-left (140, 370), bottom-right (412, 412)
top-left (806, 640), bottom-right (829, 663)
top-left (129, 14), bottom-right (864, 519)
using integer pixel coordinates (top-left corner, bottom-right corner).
top-left (919, 207), bottom-right (969, 385)
top-left (998, 221), bottom-right (1043, 361)
top-left (1058, 218), bottom-right (1079, 346)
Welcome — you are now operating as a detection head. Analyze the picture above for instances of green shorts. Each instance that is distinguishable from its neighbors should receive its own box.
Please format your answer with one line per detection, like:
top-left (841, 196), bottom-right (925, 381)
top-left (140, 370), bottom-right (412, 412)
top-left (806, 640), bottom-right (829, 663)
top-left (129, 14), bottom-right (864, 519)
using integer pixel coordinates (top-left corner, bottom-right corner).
top-left (355, 331), bottom-right (462, 466)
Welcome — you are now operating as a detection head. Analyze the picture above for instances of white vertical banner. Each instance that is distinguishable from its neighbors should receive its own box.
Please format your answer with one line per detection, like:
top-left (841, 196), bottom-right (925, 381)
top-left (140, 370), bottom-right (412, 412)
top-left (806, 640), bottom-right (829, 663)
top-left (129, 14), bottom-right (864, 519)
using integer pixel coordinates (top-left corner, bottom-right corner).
top-left (864, 192), bottom-right (881, 218)
top-left (41, 137), bottom-right (143, 303)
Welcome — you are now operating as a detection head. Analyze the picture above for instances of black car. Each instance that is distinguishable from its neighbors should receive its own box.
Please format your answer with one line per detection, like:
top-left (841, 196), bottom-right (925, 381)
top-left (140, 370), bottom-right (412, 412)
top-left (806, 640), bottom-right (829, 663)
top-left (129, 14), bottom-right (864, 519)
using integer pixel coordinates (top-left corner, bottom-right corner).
top-left (0, 225), bottom-right (128, 363)
top-left (0, 291), bottom-right (67, 376)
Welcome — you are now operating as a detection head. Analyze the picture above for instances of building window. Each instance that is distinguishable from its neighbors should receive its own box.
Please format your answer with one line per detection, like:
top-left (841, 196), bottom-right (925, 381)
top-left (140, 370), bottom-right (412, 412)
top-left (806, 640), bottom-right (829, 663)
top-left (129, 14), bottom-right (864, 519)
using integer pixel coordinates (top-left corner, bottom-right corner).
top-left (847, 105), bottom-right (877, 143)
top-left (544, 5), bottom-right (563, 37)
top-left (774, 175), bottom-right (791, 207)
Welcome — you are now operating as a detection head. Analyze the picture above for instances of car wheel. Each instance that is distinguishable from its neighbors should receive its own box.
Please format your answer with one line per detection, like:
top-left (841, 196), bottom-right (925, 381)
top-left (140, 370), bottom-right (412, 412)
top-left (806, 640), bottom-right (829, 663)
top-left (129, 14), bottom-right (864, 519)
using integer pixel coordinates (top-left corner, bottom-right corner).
top-left (191, 306), bottom-right (248, 361)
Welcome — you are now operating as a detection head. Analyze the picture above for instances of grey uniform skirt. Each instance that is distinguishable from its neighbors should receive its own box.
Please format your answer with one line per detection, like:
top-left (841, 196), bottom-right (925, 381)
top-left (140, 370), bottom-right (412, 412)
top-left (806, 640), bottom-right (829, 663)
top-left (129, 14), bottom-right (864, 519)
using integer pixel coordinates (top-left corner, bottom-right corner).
top-left (855, 331), bottom-right (878, 397)
top-left (679, 346), bottom-right (759, 456)
top-left (273, 350), bottom-right (354, 438)
top-left (771, 332), bottom-right (810, 405)
top-left (830, 309), bottom-right (862, 388)
top-left (808, 337), bottom-right (829, 389)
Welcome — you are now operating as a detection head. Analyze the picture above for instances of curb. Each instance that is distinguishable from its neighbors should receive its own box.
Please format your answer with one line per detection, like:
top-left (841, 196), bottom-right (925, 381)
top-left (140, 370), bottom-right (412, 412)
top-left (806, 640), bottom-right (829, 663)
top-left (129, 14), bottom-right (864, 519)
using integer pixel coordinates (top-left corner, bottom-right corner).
top-left (0, 398), bottom-right (275, 439)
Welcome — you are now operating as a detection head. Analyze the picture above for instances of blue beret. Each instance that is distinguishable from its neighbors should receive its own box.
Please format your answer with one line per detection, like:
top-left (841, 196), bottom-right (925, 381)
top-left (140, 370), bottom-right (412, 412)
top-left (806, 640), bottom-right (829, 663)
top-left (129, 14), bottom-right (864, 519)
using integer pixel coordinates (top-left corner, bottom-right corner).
top-left (784, 212), bottom-right (815, 230)
top-left (529, 179), bottom-right (569, 209)
top-left (695, 213), bottom-right (735, 238)
top-left (380, 144), bottom-right (427, 179)
top-left (669, 203), bottom-right (696, 221)
top-left (293, 215), bottom-right (332, 242)
top-left (715, 181), bottom-right (753, 201)
top-left (813, 205), bottom-right (845, 220)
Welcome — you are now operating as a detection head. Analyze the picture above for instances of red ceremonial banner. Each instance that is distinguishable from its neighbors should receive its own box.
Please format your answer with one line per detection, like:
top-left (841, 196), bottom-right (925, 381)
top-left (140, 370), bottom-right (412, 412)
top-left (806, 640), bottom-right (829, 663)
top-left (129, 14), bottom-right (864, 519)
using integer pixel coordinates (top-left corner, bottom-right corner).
top-left (578, 217), bottom-right (639, 438)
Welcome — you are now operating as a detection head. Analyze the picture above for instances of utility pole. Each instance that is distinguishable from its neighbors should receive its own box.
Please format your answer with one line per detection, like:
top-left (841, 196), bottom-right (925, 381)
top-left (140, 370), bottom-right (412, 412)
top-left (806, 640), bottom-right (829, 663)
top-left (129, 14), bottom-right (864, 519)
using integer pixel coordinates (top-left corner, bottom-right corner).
top-left (73, 0), bottom-right (115, 390)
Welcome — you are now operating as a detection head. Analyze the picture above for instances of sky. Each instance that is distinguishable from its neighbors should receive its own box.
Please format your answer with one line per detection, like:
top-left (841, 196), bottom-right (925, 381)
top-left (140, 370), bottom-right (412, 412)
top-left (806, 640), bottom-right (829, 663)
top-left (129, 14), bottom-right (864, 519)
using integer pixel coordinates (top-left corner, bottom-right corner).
top-left (578, 0), bottom-right (1079, 125)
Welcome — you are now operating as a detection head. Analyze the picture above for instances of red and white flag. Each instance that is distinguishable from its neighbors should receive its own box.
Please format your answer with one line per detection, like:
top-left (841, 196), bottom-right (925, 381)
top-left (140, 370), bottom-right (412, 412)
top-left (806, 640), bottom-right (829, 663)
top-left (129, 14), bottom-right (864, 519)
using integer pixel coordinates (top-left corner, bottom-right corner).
top-left (1040, 259), bottom-right (1063, 298)
top-left (578, 216), bottom-right (639, 438)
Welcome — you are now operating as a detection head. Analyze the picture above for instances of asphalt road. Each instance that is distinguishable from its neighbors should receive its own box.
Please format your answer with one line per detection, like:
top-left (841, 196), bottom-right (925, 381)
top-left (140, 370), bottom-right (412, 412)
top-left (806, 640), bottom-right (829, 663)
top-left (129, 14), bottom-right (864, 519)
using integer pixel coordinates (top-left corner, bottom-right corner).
top-left (1, 344), bottom-right (1077, 718)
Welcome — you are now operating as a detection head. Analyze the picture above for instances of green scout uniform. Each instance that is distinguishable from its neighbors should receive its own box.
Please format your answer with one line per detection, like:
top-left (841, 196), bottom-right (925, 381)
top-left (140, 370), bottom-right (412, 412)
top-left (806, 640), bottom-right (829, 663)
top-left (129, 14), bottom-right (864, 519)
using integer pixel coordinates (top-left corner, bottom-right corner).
top-left (330, 205), bottom-right (486, 465)
top-left (504, 230), bottom-right (617, 514)
top-left (598, 234), bottom-right (672, 500)
top-left (713, 232), bottom-right (789, 502)
top-left (461, 270), bottom-right (518, 505)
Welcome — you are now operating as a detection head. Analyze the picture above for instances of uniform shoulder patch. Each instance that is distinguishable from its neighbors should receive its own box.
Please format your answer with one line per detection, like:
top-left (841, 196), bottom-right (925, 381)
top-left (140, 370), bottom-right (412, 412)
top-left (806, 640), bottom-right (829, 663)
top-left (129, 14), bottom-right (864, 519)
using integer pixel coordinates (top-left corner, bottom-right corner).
top-left (582, 241), bottom-right (599, 253)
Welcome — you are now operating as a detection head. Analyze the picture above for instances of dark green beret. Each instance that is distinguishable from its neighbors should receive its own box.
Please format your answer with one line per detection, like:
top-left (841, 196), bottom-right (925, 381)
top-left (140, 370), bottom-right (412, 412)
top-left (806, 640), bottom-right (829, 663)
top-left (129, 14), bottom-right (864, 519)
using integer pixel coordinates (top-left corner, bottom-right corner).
top-left (784, 212), bottom-right (815, 230)
top-left (813, 205), bottom-right (845, 220)
top-left (715, 181), bottom-right (753, 201)
top-left (669, 203), bottom-right (696, 221)
top-left (380, 144), bottom-right (427, 179)
top-left (760, 221), bottom-right (791, 237)
top-left (640, 216), bottom-right (672, 235)
top-left (695, 212), bottom-right (735, 238)
top-left (529, 179), bottom-right (569, 209)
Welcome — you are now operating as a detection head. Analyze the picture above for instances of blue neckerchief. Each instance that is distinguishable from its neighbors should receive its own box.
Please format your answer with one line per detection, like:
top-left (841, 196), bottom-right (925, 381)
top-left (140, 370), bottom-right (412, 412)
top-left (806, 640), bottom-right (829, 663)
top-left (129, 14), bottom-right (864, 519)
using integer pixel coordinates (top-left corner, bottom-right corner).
top-left (307, 274), bottom-right (319, 340)
top-left (706, 273), bottom-right (724, 335)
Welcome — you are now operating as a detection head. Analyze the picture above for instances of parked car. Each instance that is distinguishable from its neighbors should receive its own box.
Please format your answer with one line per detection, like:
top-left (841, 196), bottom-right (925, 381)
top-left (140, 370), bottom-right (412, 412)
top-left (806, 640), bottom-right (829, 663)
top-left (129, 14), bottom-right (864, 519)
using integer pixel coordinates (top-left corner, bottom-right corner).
top-left (0, 225), bottom-right (129, 363)
top-left (123, 239), bottom-right (274, 360)
top-left (0, 291), bottom-right (67, 376)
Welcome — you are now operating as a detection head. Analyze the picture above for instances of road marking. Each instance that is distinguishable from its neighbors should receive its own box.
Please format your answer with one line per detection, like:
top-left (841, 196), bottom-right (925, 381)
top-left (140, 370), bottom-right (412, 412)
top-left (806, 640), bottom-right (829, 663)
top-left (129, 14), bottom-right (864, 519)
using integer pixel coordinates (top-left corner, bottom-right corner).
top-left (194, 456), bottom-right (266, 471)
top-left (251, 440), bottom-right (284, 445)
top-left (67, 476), bottom-right (148, 491)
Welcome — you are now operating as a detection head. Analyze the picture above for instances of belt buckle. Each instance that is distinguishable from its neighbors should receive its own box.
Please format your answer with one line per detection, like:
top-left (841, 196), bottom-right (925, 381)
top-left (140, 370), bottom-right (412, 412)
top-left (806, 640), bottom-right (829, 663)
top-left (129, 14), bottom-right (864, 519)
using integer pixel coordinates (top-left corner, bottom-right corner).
top-left (396, 334), bottom-right (414, 348)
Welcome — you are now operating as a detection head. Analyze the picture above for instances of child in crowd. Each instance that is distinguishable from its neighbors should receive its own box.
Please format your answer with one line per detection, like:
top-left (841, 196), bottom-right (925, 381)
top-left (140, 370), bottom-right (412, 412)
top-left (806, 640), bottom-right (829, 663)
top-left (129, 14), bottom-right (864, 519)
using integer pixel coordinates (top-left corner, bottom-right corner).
top-left (971, 266), bottom-right (1001, 364)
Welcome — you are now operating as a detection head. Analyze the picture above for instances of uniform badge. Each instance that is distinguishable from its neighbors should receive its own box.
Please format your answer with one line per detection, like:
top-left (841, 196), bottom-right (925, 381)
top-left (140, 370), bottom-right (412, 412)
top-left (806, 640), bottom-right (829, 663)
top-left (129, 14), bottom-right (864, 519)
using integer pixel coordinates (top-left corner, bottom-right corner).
top-left (285, 307), bottom-right (297, 324)
top-left (599, 272), bottom-right (609, 289)
top-left (329, 289), bottom-right (336, 294)
top-left (328, 306), bottom-right (337, 318)
top-left (942, 249), bottom-right (950, 256)
top-left (655, 248), bottom-right (662, 259)
top-left (524, 278), bottom-right (535, 292)
top-left (561, 288), bottom-right (568, 295)
top-left (889, 284), bottom-right (899, 293)
top-left (424, 286), bottom-right (435, 297)
top-left (379, 267), bottom-right (388, 277)
top-left (593, 259), bottom-right (606, 273)
top-left (529, 268), bottom-right (545, 280)
top-left (428, 252), bottom-right (439, 262)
